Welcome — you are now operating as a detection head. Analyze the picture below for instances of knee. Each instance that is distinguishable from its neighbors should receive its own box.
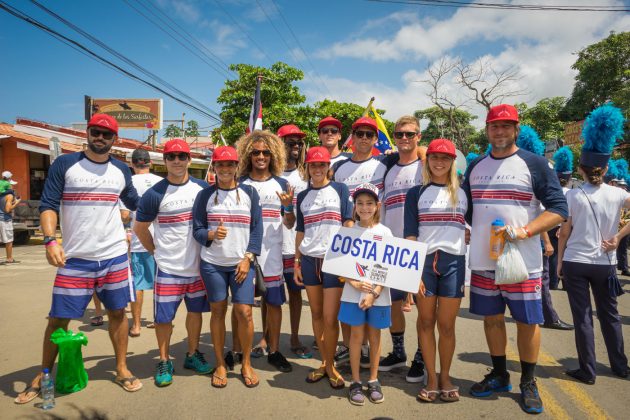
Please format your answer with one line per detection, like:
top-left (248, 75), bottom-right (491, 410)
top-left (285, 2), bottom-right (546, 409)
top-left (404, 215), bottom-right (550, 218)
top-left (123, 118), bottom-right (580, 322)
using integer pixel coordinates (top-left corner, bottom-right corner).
top-left (210, 304), bottom-right (228, 319)
top-left (484, 316), bottom-right (505, 330)
top-left (420, 317), bottom-right (436, 331)
top-left (323, 313), bottom-right (338, 329)
top-left (48, 317), bottom-right (70, 330)
top-left (107, 309), bottom-right (126, 321)
top-left (311, 308), bottom-right (323, 322)
top-left (235, 306), bottom-right (253, 324)
top-left (437, 321), bottom-right (455, 338)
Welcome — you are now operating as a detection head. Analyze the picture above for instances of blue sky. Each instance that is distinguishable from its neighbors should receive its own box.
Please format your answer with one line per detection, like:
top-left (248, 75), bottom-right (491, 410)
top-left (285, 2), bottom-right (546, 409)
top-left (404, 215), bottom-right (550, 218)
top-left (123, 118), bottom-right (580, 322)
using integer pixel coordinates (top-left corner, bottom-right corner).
top-left (1, 0), bottom-right (629, 141)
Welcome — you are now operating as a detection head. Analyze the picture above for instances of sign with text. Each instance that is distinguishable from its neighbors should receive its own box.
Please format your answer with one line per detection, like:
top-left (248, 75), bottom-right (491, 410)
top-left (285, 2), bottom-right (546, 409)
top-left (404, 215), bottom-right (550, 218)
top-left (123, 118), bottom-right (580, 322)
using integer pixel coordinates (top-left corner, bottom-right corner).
top-left (563, 120), bottom-right (584, 146)
top-left (322, 227), bottom-right (428, 293)
top-left (88, 98), bottom-right (163, 130)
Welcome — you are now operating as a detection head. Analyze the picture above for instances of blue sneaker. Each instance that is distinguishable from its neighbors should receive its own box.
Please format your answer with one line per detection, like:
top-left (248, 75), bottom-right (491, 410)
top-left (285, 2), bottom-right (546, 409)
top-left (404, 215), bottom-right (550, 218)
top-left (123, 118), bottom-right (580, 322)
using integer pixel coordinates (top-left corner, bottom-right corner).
top-left (184, 350), bottom-right (212, 374)
top-left (520, 380), bottom-right (544, 414)
top-left (470, 370), bottom-right (511, 397)
top-left (155, 360), bottom-right (174, 387)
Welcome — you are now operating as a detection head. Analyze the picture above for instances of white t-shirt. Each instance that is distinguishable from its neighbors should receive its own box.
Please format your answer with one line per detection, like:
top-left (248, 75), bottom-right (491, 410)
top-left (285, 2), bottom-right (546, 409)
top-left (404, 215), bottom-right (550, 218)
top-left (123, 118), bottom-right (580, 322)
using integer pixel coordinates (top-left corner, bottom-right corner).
top-left (281, 168), bottom-right (308, 256)
top-left (340, 223), bottom-right (392, 306)
top-left (333, 157), bottom-right (387, 198)
top-left (330, 152), bottom-right (351, 166)
top-left (383, 160), bottom-right (423, 238)
top-left (129, 173), bottom-right (163, 253)
top-left (563, 183), bottom-right (630, 265)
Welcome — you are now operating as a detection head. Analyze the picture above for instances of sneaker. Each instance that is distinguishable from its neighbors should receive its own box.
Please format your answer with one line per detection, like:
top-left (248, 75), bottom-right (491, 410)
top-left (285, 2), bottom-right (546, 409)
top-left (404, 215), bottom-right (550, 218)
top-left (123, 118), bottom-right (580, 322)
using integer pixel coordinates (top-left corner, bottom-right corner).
top-left (519, 380), bottom-right (544, 414)
top-left (367, 380), bottom-right (385, 404)
top-left (184, 350), bottom-right (212, 375)
top-left (378, 352), bottom-right (407, 372)
top-left (406, 360), bottom-right (426, 383)
top-left (470, 370), bottom-right (512, 397)
top-left (268, 351), bottom-right (293, 373)
top-left (224, 351), bottom-right (243, 371)
top-left (334, 345), bottom-right (350, 367)
top-left (360, 353), bottom-right (371, 369)
top-left (348, 382), bottom-right (365, 406)
top-left (155, 360), bottom-right (174, 387)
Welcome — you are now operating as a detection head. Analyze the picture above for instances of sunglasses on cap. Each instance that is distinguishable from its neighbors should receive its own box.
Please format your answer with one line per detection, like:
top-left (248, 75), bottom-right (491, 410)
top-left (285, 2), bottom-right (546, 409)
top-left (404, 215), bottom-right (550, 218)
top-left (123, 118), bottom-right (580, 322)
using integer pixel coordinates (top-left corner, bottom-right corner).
top-left (393, 131), bottom-right (418, 139)
top-left (320, 128), bottom-right (339, 135)
top-left (250, 149), bottom-right (272, 157)
top-left (164, 152), bottom-right (189, 161)
top-left (89, 128), bottom-right (115, 140)
top-left (353, 130), bottom-right (376, 139)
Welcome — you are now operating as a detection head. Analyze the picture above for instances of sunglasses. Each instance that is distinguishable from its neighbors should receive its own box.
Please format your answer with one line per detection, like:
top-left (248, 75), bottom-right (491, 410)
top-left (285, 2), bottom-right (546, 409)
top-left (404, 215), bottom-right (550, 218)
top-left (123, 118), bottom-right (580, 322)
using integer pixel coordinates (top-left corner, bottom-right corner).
top-left (250, 149), bottom-right (272, 157)
top-left (393, 131), bottom-right (418, 139)
top-left (164, 153), bottom-right (189, 161)
top-left (89, 128), bottom-right (115, 140)
top-left (353, 130), bottom-right (376, 139)
top-left (286, 141), bottom-right (304, 148)
top-left (320, 128), bottom-right (339, 135)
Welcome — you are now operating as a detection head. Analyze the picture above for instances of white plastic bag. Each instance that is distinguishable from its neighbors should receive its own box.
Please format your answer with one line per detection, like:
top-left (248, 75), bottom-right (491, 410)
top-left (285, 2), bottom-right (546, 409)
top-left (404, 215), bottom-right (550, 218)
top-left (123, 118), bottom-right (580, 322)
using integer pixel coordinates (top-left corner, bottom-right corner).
top-left (495, 226), bottom-right (529, 285)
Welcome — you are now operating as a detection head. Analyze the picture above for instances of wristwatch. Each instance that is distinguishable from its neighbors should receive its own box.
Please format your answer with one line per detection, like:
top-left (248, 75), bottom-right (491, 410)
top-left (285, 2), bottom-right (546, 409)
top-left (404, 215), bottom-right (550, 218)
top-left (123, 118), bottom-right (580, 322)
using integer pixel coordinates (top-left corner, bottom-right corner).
top-left (244, 252), bottom-right (255, 262)
top-left (43, 236), bottom-right (56, 246)
top-left (369, 290), bottom-right (380, 299)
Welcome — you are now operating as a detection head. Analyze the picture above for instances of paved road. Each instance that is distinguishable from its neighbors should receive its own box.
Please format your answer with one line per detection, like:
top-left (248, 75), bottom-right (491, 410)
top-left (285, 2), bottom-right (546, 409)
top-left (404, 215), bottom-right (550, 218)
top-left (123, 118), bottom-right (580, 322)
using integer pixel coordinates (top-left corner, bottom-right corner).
top-left (1, 244), bottom-right (629, 419)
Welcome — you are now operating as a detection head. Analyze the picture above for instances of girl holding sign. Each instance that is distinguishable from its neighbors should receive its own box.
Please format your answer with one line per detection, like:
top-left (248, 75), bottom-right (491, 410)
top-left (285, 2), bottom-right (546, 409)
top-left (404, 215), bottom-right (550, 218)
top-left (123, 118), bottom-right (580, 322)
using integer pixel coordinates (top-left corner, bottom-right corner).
top-left (294, 147), bottom-right (354, 390)
top-left (404, 139), bottom-right (468, 403)
top-left (338, 183), bottom-right (393, 406)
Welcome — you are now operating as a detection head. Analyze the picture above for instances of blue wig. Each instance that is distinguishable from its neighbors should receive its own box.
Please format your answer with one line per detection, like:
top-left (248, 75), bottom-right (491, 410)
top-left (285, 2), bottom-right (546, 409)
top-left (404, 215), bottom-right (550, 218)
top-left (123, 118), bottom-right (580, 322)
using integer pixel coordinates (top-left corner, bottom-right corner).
top-left (466, 152), bottom-right (479, 167)
top-left (582, 104), bottom-right (625, 154)
top-left (516, 125), bottom-right (545, 156)
top-left (607, 159), bottom-right (621, 179)
top-left (617, 158), bottom-right (629, 180)
top-left (552, 146), bottom-right (573, 173)
top-left (485, 144), bottom-right (492, 155)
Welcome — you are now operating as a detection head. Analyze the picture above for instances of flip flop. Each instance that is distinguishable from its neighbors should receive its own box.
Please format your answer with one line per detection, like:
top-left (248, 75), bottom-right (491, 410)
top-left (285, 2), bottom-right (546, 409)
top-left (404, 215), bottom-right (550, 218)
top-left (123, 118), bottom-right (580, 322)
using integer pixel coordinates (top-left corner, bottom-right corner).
top-left (4, 260), bottom-right (20, 264)
top-left (146, 322), bottom-right (155, 329)
top-left (305, 368), bottom-right (327, 383)
top-left (291, 345), bottom-right (313, 359)
top-left (329, 374), bottom-right (345, 389)
top-left (113, 376), bottom-right (143, 392)
top-left (416, 388), bottom-right (439, 403)
top-left (90, 316), bottom-right (104, 326)
top-left (14, 385), bottom-right (40, 404)
top-left (211, 372), bottom-right (228, 388)
top-left (440, 387), bottom-right (460, 402)
top-left (240, 369), bottom-right (259, 388)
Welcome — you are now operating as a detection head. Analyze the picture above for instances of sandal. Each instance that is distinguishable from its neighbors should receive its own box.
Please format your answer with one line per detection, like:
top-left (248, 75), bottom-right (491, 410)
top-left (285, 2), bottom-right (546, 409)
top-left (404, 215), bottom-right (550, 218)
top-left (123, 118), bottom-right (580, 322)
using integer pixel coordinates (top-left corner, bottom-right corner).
top-left (348, 382), bottom-right (365, 406)
top-left (305, 367), bottom-right (327, 383)
top-left (146, 322), bottom-right (155, 329)
top-left (14, 385), bottom-right (41, 404)
top-left (113, 376), bottom-right (143, 392)
top-left (291, 345), bottom-right (313, 359)
top-left (240, 368), bottom-right (259, 388)
top-left (5, 259), bottom-right (20, 264)
top-left (440, 387), bottom-right (460, 402)
top-left (250, 345), bottom-right (268, 358)
top-left (90, 315), bottom-right (104, 326)
top-left (329, 374), bottom-right (345, 389)
top-left (416, 388), bottom-right (439, 403)
top-left (211, 372), bottom-right (228, 388)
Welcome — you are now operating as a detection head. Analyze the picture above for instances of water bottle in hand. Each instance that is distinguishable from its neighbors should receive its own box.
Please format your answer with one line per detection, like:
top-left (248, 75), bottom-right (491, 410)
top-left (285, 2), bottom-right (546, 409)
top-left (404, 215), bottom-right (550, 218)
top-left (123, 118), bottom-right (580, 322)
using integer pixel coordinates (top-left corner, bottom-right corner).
top-left (41, 368), bottom-right (55, 410)
top-left (489, 219), bottom-right (505, 260)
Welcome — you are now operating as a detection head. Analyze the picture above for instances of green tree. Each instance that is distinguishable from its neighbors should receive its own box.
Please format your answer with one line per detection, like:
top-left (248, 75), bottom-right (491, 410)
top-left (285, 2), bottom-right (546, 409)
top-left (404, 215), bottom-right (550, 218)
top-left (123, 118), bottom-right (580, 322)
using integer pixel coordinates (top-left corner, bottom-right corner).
top-left (414, 106), bottom-right (478, 153)
top-left (185, 120), bottom-right (200, 137)
top-left (164, 124), bottom-right (182, 138)
top-left (516, 97), bottom-right (566, 141)
top-left (561, 31), bottom-right (630, 120)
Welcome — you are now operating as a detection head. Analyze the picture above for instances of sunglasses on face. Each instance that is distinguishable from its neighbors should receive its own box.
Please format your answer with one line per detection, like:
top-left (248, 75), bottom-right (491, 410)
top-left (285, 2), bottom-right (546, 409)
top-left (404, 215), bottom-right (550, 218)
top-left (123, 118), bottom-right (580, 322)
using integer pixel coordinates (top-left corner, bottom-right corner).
top-left (164, 153), bottom-right (189, 161)
top-left (393, 131), bottom-right (418, 139)
top-left (250, 149), bottom-right (272, 157)
top-left (89, 128), bottom-right (115, 140)
top-left (286, 141), bottom-right (304, 148)
top-left (353, 130), bottom-right (376, 139)
top-left (320, 128), bottom-right (339, 135)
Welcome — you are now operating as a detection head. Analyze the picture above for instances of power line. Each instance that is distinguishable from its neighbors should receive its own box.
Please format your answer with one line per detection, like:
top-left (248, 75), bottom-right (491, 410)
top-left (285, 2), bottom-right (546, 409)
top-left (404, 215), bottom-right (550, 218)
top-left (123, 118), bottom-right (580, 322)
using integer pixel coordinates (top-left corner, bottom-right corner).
top-left (366, 0), bottom-right (630, 12)
top-left (0, 1), bottom-right (221, 123)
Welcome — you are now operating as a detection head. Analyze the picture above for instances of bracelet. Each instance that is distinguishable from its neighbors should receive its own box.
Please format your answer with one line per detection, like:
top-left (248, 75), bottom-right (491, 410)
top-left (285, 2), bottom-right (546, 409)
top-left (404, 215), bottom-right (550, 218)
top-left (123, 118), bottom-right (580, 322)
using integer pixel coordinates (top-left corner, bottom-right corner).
top-left (522, 226), bottom-right (532, 238)
top-left (45, 240), bottom-right (58, 247)
top-left (294, 257), bottom-right (301, 265)
top-left (369, 289), bottom-right (380, 299)
top-left (283, 205), bottom-right (294, 213)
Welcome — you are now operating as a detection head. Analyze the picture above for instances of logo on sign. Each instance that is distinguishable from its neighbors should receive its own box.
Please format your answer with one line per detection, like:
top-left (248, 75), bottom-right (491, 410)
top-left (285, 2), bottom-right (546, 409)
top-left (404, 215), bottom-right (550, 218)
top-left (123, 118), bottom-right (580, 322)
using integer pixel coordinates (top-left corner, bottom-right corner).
top-left (356, 263), bottom-right (369, 278)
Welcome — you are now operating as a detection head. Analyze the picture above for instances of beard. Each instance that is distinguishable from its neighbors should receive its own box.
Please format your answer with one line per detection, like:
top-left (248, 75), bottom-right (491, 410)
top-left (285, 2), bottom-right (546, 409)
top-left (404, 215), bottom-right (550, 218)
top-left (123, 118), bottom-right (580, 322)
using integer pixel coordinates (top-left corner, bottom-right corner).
top-left (88, 139), bottom-right (113, 155)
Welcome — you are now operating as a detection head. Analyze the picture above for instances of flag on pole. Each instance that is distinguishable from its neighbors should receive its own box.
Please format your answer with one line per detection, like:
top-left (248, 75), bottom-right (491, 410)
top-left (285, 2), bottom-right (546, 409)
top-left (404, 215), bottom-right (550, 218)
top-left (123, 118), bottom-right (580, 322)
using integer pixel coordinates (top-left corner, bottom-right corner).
top-left (342, 97), bottom-right (394, 155)
top-left (247, 75), bottom-right (263, 133)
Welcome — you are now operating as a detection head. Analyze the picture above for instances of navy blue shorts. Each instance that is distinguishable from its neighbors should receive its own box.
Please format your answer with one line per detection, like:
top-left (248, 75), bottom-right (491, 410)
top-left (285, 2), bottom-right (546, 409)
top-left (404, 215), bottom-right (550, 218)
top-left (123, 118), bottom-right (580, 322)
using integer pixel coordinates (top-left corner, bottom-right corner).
top-left (422, 251), bottom-right (466, 298)
top-left (390, 288), bottom-right (408, 302)
top-left (200, 260), bottom-right (255, 305)
top-left (301, 255), bottom-right (343, 289)
top-left (263, 275), bottom-right (287, 306)
top-left (283, 255), bottom-right (304, 292)
top-left (338, 301), bottom-right (391, 329)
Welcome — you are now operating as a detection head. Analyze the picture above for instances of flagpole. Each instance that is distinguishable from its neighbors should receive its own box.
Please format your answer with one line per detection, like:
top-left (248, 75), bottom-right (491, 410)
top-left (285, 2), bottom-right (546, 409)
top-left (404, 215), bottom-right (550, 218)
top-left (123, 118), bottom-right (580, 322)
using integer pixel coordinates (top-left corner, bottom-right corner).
top-left (363, 96), bottom-right (375, 117)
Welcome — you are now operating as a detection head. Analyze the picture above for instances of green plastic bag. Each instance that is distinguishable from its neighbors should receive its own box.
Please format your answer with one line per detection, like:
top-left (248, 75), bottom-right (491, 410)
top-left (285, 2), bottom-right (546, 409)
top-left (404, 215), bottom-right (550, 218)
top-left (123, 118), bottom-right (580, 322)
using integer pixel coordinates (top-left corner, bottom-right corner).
top-left (50, 328), bottom-right (89, 394)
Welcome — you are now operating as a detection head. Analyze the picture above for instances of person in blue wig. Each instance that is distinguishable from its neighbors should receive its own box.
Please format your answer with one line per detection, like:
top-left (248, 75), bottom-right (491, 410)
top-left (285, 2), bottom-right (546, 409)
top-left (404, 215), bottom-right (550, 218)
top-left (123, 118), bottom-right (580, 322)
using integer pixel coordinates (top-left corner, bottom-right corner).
top-left (557, 104), bottom-right (630, 384)
top-left (516, 128), bottom-right (573, 331)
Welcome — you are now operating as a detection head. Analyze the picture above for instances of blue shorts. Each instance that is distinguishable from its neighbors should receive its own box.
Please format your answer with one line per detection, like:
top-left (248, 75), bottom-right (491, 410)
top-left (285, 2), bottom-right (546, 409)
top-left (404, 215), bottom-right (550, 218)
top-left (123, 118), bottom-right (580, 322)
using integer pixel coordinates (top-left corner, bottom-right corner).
top-left (469, 270), bottom-right (543, 325)
top-left (283, 255), bottom-right (304, 292)
top-left (50, 254), bottom-right (134, 319)
top-left (390, 288), bottom-right (408, 302)
top-left (154, 269), bottom-right (209, 323)
top-left (338, 301), bottom-right (391, 330)
top-left (301, 255), bottom-right (343, 289)
top-left (200, 260), bottom-right (255, 305)
top-left (263, 275), bottom-right (286, 306)
top-left (130, 252), bottom-right (156, 291)
top-left (422, 251), bottom-right (466, 298)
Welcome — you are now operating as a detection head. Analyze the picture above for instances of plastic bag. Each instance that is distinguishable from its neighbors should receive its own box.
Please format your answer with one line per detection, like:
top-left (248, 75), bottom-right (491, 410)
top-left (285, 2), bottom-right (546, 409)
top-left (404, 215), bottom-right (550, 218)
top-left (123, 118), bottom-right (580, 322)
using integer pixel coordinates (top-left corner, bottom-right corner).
top-left (50, 328), bottom-right (89, 394)
top-left (495, 226), bottom-right (529, 285)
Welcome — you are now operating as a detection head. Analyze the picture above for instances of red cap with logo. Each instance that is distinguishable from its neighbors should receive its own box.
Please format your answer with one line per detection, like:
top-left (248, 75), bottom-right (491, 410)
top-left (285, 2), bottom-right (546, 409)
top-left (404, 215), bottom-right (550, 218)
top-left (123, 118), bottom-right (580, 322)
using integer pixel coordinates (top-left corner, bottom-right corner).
top-left (318, 116), bottom-right (342, 131)
top-left (277, 124), bottom-right (306, 139)
top-left (305, 146), bottom-right (331, 163)
top-left (486, 104), bottom-right (519, 123)
top-left (163, 138), bottom-right (190, 154)
top-left (352, 116), bottom-right (378, 133)
top-left (212, 146), bottom-right (238, 162)
top-left (87, 113), bottom-right (118, 135)
top-left (426, 138), bottom-right (457, 158)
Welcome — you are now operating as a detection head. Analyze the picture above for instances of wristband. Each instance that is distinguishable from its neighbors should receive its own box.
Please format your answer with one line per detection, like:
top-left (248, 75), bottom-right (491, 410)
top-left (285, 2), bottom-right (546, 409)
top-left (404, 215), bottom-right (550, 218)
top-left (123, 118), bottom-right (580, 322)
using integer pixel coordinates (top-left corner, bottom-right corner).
top-left (294, 257), bottom-right (301, 265)
top-left (522, 226), bottom-right (532, 238)
top-left (283, 205), bottom-right (294, 213)
top-left (45, 240), bottom-right (58, 248)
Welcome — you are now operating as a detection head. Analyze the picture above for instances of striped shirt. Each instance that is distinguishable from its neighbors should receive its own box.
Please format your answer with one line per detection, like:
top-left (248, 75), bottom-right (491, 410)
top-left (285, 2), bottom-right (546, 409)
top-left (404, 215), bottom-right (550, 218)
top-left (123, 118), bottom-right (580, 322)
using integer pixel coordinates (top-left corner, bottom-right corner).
top-left (281, 168), bottom-right (308, 256)
top-left (383, 160), bottom-right (423, 238)
top-left (333, 157), bottom-right (388, 199)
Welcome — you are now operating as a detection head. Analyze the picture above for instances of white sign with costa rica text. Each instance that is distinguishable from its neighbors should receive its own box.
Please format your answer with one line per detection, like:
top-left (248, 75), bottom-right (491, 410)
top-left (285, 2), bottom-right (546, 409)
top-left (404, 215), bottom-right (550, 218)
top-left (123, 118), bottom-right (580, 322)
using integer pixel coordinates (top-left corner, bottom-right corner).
top-left (322, 227), bottom-right (428, 293)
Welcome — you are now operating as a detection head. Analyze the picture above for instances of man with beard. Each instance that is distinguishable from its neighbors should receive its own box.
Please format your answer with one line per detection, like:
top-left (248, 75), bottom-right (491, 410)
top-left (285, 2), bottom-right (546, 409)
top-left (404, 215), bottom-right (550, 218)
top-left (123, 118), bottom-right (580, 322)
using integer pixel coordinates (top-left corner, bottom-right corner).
top-left (15, 114), bottom-right (142, 404)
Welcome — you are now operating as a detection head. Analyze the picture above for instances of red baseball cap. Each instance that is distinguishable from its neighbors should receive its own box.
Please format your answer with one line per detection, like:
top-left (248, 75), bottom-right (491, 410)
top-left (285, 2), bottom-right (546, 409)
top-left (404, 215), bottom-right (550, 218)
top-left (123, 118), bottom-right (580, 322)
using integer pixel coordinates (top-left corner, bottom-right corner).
top-left (277, 124), bottom-right (306, 139)
top-left (426, 138), bottom-right (456, 158)
top-left (163, 138), bottom-right (190, 154)
top-left (486, 104), bottom-right (519, 123)
top-left (87, 113), bottom-right (118, 135)
top-left (305, 146), bottom-right (331, 163)
top-left (212, 146), bottom-right (238, 162)
top-left (352, 116), bottom-right (378, 133)
top-left (318, 116), bottom-right (342, 131)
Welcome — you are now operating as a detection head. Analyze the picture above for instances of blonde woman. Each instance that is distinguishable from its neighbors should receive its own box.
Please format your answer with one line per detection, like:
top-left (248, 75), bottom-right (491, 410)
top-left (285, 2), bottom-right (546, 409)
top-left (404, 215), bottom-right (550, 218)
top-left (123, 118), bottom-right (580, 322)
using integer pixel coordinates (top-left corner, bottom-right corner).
top-left (404, 139), bottom-right (468, 403)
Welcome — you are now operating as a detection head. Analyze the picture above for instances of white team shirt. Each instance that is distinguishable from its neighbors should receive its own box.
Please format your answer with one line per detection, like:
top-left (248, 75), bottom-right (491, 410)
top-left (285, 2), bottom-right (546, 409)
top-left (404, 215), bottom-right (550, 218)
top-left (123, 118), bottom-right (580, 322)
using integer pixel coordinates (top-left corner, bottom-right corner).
top-left (333, 157), bottom-right (387, 198)
top-left (383, 160), bottom-right (423, 238)
top-left (129, 173), bottom-right (163, 253)
top-left (281, 168), bottom-right (308, 256)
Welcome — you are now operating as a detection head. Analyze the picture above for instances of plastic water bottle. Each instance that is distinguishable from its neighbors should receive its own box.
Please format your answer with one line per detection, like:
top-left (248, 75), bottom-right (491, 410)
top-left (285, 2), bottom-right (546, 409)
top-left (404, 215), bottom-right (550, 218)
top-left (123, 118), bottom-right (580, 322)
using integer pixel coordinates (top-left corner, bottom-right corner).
top-left (41, 368), bottom-right (55, 410)
top-left (489, 219), bottom-right (505, 260)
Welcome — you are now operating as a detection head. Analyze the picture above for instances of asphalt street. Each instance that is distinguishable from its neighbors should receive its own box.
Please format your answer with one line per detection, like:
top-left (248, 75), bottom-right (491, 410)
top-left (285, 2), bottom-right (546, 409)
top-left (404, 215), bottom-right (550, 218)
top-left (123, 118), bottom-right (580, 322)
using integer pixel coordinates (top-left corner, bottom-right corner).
top-left (1, 243), bottom-right (629, 419)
